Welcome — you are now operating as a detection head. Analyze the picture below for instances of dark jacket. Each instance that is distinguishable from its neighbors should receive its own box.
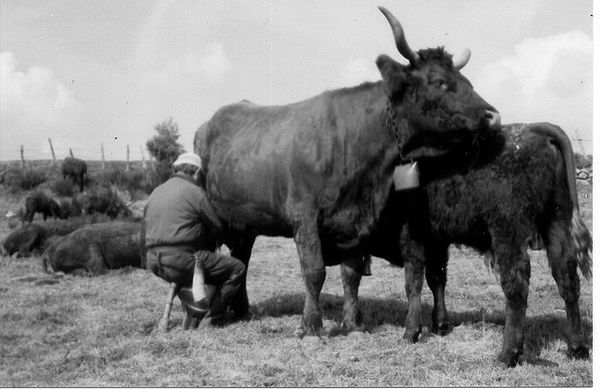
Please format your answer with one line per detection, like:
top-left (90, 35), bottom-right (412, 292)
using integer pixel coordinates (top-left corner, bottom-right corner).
top-left (144, 173), bottom-right (223, 251)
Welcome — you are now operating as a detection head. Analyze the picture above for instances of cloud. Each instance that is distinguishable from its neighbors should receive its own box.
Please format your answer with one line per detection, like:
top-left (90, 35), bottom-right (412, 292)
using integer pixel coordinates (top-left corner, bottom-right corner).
top-left (475, 31), bottom-right (592, 147)
top-left (337, 58), bottom-right (381, 87)
top-left (0, 51), bottom-right (83, 158)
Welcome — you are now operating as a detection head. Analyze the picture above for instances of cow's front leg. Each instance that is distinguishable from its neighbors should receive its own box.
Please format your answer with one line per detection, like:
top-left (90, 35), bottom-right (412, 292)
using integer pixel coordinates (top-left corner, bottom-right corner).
top-left (494, 232), bottom-right (530, 367)
top-left (294, 210), bottom-right (326, 337)
top-left (401, 226), bottom-right (425, 342)
top-left (425, 243), bottom-right (451, 335)
top-left (339, 255), bottom-right (363, 332)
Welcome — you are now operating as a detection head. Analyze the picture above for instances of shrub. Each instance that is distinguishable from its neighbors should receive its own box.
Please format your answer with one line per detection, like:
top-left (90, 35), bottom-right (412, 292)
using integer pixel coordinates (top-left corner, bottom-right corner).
top-left (0, 166), bottom-right (47, 193)
top-left (141, 161), bottom-right (171, 194)
top-left (50, 178), bottom-right (75, 197)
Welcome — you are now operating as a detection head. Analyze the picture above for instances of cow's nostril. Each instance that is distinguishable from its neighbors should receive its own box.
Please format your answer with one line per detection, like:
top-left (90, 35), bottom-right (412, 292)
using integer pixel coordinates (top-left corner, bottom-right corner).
top-left (485, 110), bottom-right (501, 130)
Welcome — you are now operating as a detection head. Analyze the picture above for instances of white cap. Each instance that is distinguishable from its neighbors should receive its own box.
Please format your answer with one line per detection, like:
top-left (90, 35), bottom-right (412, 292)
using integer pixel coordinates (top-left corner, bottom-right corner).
top-left (173, 152), bottom-right (201, 169)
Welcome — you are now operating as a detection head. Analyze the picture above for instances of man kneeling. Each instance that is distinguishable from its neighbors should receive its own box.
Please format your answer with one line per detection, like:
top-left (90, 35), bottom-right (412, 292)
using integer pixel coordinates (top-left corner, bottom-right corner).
top-left (144, 152), bottom-right (245, 330)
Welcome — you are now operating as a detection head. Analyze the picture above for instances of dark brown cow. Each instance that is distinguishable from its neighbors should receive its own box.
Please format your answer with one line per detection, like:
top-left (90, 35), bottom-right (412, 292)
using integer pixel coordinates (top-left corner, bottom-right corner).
top-left (73, 190), bottom-right (132, 218)
top-left (369, 122), bottom-right (591, 366)
top-left (62, 157), bottom-right (87, 192)
top-left (42, 221), bottom-right (145, 275)
top-left (1, 215), bottom-right (127, 257)
top-left (194, 7), bottom-right (501, 335)
top-left (24, 192), bottom-right (69, 223)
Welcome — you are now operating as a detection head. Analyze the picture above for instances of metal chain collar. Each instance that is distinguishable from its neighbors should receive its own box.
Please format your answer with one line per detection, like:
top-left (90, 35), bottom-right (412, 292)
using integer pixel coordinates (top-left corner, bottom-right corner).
top-left (385, 98), bottom-right (404, 160)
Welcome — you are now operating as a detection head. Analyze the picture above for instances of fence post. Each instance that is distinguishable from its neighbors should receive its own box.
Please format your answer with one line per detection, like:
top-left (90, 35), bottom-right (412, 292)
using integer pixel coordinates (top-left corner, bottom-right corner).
top-left (48, 138), bottom-right (57, 166)
top-left (69, 148), bottom-right (74, 158)
top-left (20, 145), bottom-right (25, 169)
top-left (573, 128), bottom-right (586, 156)
top-left (101, 143), bottom-right (106, 170)
top-left (126, 145), bottom-right (130, 172)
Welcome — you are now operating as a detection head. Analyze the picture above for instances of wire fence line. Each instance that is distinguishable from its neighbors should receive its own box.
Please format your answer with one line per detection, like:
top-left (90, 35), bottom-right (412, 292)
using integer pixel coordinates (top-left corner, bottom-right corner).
top-left (0, 138), bottom-right (593, 161)
top-left (0, 143), bottom-right (153, 162)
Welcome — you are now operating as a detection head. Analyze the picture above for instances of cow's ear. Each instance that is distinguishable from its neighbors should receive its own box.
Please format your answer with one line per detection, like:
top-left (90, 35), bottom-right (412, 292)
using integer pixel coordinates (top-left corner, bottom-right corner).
top-left (376, 55), bottom-right (408, 96)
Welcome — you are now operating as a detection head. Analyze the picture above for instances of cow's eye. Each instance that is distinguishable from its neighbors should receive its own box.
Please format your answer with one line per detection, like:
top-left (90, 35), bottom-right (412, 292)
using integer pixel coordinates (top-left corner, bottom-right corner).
top-left (433, 79), bottom-right (448, 91)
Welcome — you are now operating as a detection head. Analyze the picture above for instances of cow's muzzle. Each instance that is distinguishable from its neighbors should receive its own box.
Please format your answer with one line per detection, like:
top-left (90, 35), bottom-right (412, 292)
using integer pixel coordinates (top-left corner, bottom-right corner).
top-left (484, 109), bottom-right (501, 130)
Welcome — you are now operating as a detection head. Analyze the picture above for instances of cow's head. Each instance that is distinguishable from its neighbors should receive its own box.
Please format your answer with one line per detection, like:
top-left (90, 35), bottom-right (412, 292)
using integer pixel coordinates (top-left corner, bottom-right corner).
top-left (376, 7), bottom-right (501, 162)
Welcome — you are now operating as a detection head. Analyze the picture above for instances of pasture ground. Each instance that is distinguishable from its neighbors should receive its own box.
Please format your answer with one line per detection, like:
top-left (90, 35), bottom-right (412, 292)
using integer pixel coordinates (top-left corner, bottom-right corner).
top-left (0, 177), bottom-right (593, 386)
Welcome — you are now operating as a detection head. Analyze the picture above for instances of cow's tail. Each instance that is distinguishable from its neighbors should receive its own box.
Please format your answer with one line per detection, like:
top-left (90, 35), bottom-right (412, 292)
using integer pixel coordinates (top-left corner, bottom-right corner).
top-left (530, 122), bottom-right (592, 280)
top-left (571, 213), bottom-right (592, 280)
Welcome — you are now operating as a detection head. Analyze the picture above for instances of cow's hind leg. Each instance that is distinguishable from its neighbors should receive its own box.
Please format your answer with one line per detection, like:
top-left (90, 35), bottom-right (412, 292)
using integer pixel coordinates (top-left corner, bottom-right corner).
top-left (493, 230), bottom-right (530, 367)
top-left (425, 242), bottom-right (451, 335)
top-left (401, 226), bottom-right (425, 343)
top-left (228, 235), bottom-right (256, 319)
top-left (545, 220), bottom-right (589, 359)
top-left (294, 210), bottom-right (326, 337)
top-left (339, 255), bottom-right (363, 333)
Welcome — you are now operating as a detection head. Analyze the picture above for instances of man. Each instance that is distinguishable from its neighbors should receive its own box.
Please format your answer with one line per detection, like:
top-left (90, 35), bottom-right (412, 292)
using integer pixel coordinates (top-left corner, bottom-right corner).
top-left (144, 152), bottom-right (245, 330)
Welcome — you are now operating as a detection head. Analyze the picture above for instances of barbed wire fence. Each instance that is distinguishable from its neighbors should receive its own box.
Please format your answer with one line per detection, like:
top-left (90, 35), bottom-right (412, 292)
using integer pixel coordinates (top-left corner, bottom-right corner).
top-left (0, 140), bottom-right (155, 173)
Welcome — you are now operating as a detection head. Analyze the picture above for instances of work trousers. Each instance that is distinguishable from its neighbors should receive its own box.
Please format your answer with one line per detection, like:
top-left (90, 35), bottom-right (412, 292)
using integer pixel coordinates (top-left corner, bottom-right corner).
top-left (146, 247), bottom-right (245, 307)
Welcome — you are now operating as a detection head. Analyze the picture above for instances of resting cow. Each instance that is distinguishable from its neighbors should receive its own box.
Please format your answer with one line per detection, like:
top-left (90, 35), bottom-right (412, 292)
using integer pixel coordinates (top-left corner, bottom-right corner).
top-left (371, 122), bottom-right (592, 367)
top-left (194, 7), bottom-right (501, 336)
top-left (24, 192), bottom-right (69, 223)
top-left (1, 216), bottom-right (119, 257)
top-left (62, 157), bottom-right (87, 192)
top-left (42, 221), bottom-right (144, 275)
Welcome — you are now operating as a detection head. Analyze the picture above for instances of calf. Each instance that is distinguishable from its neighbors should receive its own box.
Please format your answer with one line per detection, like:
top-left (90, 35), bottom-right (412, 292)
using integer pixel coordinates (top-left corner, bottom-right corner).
top-left (382, 123), bottom-right (592, 366)
top-left (42, 221), bottom-right (144, 275)
top-left (24, 192), bottom-right (68, 223)
top-left (74, 190), bottom-right (132, 218)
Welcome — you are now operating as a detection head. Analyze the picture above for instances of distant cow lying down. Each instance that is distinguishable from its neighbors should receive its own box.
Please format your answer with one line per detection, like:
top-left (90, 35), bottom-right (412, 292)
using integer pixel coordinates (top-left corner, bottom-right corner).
top-left (1, 215), bottom-right (132, 258)
top-left (42, 221), bottom-right (145, 275)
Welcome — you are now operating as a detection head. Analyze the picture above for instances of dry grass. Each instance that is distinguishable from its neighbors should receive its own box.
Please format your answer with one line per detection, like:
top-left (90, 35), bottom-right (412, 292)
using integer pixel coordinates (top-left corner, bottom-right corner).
top-left (0, 180), bottom-right (593, 386)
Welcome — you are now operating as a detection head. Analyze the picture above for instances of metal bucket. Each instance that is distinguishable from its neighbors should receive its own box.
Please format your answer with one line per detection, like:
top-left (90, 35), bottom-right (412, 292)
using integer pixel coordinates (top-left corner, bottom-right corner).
top-left (393, 162), bottom-right (419, 191)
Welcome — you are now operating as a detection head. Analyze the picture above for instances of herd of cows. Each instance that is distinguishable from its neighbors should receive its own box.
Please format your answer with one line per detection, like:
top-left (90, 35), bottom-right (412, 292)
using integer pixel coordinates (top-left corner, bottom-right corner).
top-left (0, 7), bottom-right (592, 368)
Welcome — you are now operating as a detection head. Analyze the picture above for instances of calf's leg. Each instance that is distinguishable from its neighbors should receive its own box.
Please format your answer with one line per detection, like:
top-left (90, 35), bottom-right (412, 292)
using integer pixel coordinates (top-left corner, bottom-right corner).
top-left (339, 255), bottom-right (363, 332)
top-left (493, 230), bottom-right (530, 367)
top-left (401, 226), bottom-right (425, 342)
top-left (425, 243), bottom-right (451, 335)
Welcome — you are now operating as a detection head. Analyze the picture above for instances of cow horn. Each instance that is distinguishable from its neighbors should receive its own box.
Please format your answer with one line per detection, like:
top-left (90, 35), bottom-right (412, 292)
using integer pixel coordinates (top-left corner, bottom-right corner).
top-left (453, 48), bottom-right (471, 70)
top-left (378, 6), bottom-right (419, 64)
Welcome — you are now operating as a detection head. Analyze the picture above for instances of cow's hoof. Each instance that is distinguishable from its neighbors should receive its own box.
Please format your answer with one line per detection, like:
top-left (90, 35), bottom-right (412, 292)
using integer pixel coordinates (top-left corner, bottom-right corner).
top-left (498, 348), bottom-right (522, 368)
top-left (295, 325), bottom-right (324, 339)
top-left (402, 327), bottom-right (421, 343)
top-left (567, 345), bottom-right (590, 360)
top-left (431, 322), bottom-right (451, 336)
top-left (158, 318), bottom-right (170, 332)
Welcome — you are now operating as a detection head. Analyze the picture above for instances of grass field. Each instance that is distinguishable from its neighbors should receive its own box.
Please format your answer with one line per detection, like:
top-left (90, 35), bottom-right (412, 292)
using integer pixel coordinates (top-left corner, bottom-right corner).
top-left (0, 176), bottom-right (593, 386)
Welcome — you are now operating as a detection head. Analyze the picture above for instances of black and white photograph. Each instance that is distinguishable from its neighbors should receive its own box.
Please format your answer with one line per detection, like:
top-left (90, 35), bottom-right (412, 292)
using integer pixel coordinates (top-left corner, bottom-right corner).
top-left (0, 1), bottom-right (594, 386)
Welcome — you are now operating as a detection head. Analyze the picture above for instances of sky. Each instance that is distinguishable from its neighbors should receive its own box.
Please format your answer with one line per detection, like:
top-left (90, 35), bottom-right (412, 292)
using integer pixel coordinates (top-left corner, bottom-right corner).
top-left (0, 0), bottom-right (595, 161)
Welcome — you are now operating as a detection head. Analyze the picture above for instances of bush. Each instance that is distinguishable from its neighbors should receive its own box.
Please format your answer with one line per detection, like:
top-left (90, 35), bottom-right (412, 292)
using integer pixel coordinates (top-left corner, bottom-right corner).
top-left (0, 166), bottom-right (47, 193)
top-left (141, 161), bottom-right (172, 194)
top-left (50, 178), bottom-right (75, 197)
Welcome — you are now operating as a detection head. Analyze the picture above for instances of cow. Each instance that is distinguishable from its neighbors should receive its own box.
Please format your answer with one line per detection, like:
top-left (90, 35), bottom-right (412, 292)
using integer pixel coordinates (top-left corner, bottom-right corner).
top-left (42, 221), bottom-right (145, 275)
top-left (23, 192), bottom-right (69, 223)
top-left (369, 122), bottom-right (592, 367)
top-left (62, 157), bottom-right (87, 192)
top-left (0, 215), bottom-right (122, 257)
top-left (73, 190), bottom-right (132, 218)
top-left (193, 7), bottom-right (501, 336)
